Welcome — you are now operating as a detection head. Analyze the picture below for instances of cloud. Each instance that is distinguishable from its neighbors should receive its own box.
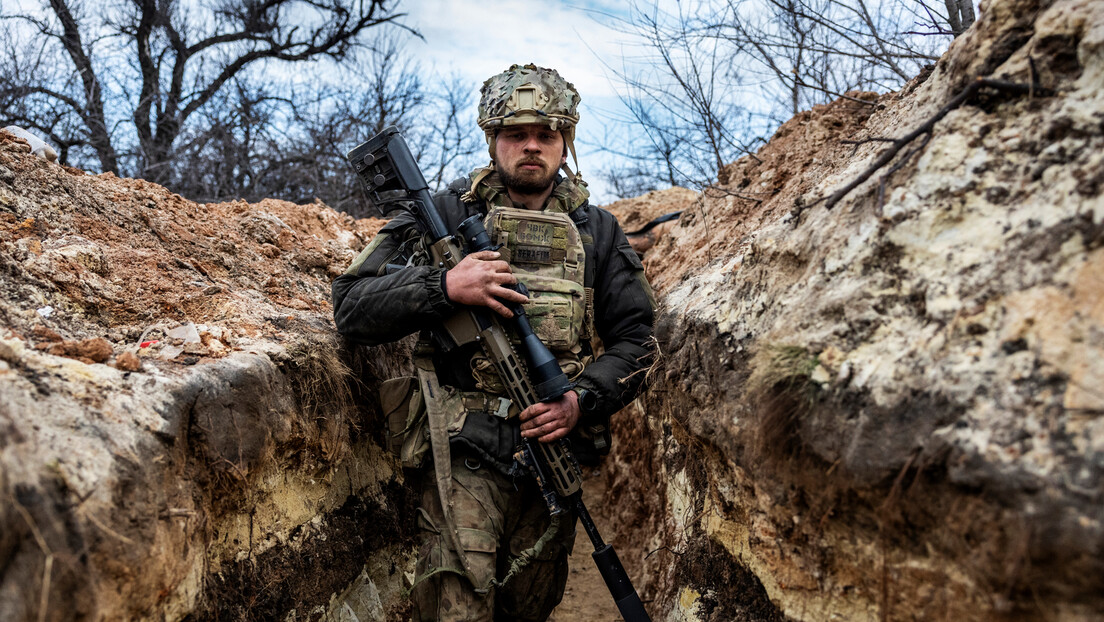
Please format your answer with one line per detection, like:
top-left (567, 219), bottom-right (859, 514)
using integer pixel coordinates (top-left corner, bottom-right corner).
top-left (404, 0), bottom-right (623, 93)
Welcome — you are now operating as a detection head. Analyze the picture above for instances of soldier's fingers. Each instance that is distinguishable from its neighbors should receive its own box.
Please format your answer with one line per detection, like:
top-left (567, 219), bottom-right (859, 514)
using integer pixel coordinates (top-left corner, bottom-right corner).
top-left (538, 426), bottom-right (569, 442)
top-left (468, 250), bottom-right (500, 261)
top-left (490, 271), bottom-right (519, 285)
top-left (485, 298), bottom-right (514, 318)
top-left (521, 416), bottom-right (552, 435)
top-left (527, 408), bottom-right (565, 433)
top-left (486, 260), bottom-right (513, 273)
top-left (522, 419), bottom-right (559, 438)
top-left (491, 287), bottom-right (528, 304)
top-left (519, 404), bottom-right (550, 424)
top-left (532, 417), bottom-right (569, 441)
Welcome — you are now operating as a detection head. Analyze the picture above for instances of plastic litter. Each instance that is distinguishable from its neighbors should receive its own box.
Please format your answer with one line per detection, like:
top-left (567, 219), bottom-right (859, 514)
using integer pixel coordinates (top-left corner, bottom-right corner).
top-left (2, 126), bottom-right (58, 162)
top-left (159, 345), bottom-right (184, 360)
top-left (36, 305), bottom-right (54, 318)
top-left (166, 323), bottom-right (201, 343)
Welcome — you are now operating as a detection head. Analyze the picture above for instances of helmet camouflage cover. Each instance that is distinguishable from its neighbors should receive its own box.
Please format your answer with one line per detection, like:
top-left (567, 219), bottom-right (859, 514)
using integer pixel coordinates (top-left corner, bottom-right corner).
top-left (478, 63), bottom-right (580, 133)
top-left (476, 64), bottom-right (583, 179)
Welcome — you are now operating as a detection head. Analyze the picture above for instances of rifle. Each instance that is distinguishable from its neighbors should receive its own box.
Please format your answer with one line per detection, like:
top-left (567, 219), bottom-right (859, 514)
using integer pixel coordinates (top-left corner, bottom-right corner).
top-left (348, 126), bottom-right (651, 622)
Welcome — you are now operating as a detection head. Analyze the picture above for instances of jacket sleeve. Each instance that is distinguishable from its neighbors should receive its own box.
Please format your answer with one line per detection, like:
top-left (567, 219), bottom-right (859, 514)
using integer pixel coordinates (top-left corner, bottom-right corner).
top-left (331, 212), bottom-right (456, 345)
top-left (574, 208), bottom-right (656, 419)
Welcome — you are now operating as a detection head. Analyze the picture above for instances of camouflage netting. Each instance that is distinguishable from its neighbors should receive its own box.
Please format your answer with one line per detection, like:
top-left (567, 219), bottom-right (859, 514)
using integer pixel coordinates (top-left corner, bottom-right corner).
top-left (477, 63), bottom-right (581, 133)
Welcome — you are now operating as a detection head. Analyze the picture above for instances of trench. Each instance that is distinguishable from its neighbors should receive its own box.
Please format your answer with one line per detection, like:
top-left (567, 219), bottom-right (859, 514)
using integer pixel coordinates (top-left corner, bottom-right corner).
top-left (5, 0), bottom-right (1104, 617)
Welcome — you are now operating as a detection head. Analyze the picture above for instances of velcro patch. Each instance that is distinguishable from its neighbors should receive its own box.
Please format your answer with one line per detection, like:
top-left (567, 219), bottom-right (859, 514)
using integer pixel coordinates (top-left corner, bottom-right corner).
top-left (514, 245), bottom-right (566, 264)
top-left (515, 221), bottom-right (556, 246)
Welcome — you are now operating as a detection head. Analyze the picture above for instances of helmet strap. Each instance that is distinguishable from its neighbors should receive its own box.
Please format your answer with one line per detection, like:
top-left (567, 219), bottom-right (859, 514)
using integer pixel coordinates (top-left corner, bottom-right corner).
top-left (467, 165), bottom-right (496, 200)
top-left (561, 137), bottom-right (581, 183)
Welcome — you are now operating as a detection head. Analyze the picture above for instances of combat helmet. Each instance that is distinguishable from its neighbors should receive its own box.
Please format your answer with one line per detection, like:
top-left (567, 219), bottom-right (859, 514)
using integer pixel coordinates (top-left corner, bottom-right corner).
top-left (477, 63), bottom-right (582, 181)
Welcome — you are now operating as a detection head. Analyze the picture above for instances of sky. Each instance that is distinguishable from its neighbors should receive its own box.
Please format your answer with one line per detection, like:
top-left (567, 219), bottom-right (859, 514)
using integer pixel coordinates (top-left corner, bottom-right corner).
top-left (395, 0), bottom-right (663, 203)
top-left (4, 0), bottom-right (951, 205)
top-left (4, 0), bottom-right (669, 203)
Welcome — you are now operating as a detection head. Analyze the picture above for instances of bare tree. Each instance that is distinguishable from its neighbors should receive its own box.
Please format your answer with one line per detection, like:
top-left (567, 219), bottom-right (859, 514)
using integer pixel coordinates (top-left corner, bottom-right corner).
top-left (0, 20), bottom-right (88, 163)
top-left (408, 72), bottom-right (485, 190)
top-left (708, 0), bottom-right (948, 119)
top-left (170, 77), bottom-right (290, 203)
top-left (592, 1), bottom-right (768, 191)
top-left (599, 161), bottom-right (662, 200)
top-left (595, 0), bottom-right (960, 190)
top-left (2, 2), bottom-right (483, 217)
top-left (164, 36), bottom-right (482, 217)
top-left (1, 0), bottom-right (408, 184)
top-left (910, 0), bottom-right (976, 36)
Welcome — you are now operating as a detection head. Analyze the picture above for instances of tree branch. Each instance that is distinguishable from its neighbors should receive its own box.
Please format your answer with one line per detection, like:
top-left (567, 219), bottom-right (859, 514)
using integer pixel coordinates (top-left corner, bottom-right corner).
top-left (47, 0), bottom-right (118, 171)
top-left (799, 78), bottom-right (1053, 220)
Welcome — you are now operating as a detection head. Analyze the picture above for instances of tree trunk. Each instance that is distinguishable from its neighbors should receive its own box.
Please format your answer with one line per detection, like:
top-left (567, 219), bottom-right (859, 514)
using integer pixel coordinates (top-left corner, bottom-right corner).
top-left (48, 0), bottom-right (118, 173)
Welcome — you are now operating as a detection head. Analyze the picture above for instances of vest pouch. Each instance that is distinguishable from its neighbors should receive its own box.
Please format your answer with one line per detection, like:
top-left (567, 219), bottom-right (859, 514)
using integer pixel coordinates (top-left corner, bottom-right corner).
top-left (450, 411), bottom-right (522, 473)
top-left (517, 274), bottom-right (585, 350)
top-left (380, 376), bottom-right (431, 468)
top-left (381, 377), bottom-right (417, 456)
top-left (571, 420), bottom-right (612, 465)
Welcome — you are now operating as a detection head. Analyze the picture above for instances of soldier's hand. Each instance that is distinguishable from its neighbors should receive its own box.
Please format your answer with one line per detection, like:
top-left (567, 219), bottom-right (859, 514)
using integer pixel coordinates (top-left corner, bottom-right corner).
top-left (444, 250), bottom-right (529, 317)
top-left (519, 390), bottom-right (580, 443)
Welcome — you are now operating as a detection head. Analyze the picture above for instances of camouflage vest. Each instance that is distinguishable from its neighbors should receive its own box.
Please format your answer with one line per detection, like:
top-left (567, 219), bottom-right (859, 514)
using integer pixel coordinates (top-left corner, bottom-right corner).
top-left (466, 169), bottom-right (595, 394)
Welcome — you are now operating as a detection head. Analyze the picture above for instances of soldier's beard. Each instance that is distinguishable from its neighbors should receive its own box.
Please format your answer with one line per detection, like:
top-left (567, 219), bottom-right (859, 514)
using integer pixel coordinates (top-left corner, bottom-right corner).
top-left (499, 162), bottom-right (558, 195)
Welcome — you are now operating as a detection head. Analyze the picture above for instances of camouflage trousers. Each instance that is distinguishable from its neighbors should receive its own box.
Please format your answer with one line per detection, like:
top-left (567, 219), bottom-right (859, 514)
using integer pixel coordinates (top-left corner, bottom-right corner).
top-left (412, 453), bottom-right (577, 622)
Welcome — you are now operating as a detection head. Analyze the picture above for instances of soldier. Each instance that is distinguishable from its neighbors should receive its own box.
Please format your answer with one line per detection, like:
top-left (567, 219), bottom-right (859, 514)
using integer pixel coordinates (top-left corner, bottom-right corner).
top-left (332, 63), bottom-right (655, 621)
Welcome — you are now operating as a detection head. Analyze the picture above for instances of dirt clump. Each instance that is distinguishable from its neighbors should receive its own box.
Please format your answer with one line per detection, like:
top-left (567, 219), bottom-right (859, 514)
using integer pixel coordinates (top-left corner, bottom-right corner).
top-left (0, 128), bottom-right (384, 350)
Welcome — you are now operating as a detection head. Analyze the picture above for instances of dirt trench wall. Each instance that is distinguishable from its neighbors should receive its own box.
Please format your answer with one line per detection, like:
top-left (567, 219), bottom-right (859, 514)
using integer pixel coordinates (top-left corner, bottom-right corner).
top-left (0, 131), bottom-right (413, 621)
top-left (603, 0), bottom-right (1104, 620)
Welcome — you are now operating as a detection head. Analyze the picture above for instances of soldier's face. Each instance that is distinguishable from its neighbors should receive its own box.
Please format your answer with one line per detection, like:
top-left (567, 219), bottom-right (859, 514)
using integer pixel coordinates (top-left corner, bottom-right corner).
top-left (495, 125), bottom-right (566, 195)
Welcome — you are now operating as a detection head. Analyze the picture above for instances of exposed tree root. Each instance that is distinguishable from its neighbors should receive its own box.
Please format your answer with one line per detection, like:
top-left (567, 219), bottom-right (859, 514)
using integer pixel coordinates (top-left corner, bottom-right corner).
top-left (792, 75), bottom-right (1054, 223)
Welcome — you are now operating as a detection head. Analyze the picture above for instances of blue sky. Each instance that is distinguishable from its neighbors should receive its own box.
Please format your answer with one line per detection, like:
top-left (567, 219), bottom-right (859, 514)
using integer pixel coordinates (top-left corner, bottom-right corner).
top-left (4, 0), bottom-right (654, 202)
top-left (5, 0), bottom-right (949, 204)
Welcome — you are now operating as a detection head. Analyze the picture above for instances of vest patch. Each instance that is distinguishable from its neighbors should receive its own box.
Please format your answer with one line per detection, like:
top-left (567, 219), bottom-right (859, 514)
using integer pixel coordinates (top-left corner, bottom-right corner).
top-left (514, 245), bottom-right (566, 264)
top-left (481, 206), bottom-right (590, 362)
top-left (516, 221), bottom-right (556, 246)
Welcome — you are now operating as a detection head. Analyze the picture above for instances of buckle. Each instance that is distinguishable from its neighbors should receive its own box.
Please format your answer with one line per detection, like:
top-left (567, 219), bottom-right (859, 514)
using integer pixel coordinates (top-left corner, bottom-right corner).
top-left (493, 397), bottom-right (512, 419)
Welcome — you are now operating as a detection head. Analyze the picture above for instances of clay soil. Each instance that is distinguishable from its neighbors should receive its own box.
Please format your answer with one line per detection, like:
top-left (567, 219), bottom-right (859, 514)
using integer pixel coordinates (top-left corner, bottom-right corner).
top-left (0, 129), bottom-right (386, 361)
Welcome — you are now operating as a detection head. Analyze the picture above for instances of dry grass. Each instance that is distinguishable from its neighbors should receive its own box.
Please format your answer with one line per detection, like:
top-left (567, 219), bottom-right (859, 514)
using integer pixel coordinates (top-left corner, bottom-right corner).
top-left (747, 344), bottom-right (821, 463)
top-left (283, 332), bottom-right (356, 463)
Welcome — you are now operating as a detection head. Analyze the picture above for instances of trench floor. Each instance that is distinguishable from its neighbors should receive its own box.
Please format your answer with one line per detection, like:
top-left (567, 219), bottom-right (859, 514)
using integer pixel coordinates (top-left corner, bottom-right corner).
top-left (549, 467), bottom-right (627, 621)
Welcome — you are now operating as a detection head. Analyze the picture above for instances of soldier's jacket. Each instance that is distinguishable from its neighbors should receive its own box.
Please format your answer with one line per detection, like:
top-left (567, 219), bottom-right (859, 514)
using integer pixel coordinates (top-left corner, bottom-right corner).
top-left (331, 174), bottom-right (655, 450)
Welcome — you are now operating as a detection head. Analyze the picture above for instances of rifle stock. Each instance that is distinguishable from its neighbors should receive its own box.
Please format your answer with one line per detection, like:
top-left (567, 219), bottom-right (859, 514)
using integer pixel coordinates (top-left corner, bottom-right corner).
top-left (348, 126), bottom-right (651, 622)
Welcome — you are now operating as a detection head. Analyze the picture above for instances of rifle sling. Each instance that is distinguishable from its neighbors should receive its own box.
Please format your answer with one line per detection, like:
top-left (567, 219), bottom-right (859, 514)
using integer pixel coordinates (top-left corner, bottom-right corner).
top-left (416, 356), bottom-right (490, 593)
